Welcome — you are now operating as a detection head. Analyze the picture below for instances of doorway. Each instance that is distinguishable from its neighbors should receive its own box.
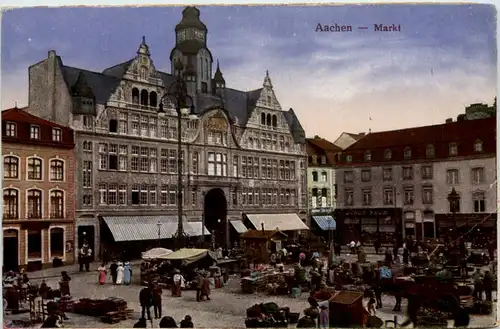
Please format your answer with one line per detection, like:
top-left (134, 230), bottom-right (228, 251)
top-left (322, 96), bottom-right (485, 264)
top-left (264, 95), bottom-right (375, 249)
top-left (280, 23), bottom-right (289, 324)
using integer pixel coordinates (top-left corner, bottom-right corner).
top-left (204, 188), bottom-right (228, 248)
top-left (78, 225), bottom-right (95, 261)
top-left (3, 229), bottom-right (19, 272)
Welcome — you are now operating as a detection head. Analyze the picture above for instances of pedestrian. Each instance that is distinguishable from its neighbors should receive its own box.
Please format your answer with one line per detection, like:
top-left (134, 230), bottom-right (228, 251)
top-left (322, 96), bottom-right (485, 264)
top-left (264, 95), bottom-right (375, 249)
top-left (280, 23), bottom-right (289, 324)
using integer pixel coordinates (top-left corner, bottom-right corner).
top-left (196, 271), bottom-right (203, 302)
top-left (152, 283), bottom-right (162, 319)
top-left (180, 315), bottom-right (194, 328)
top-left (402, 247), bottom-right (409, 265)
top-left (123, 261), bottom-right (132, 285)
top-left (319, 304), bottom-right (329, 328)
top-left (172, 269), bottom-right (185, 297)
top-left (59, 271), bottom-right (71, 296)
top-left (79, 244), bottom-right (88, 272)
top-left (116, 262), bottom-right (124, 285)
top-left (97, 263), bottom-right (107, 285)
top-left (472, 268), bottom-right (483, 300)
top-left (85, 244), bottom-right (92, 272)
top-left (349, 241), bottom-right (356, 254)
top-left (133, 317), bottom-right (147, 328)
top-left (483, 270), bottom-right (493, 301)
top-left (270, 252), bottom-right (277, 267)
top-left (110, 260), bottom-right (118, 284)
top-left (400, 293), bottom-right (420, 327)
top-left (159, 316), bottom-right (178, 328)
top-left (139, 285), bottom-right (153, 321)
top-left (334, 243), bottom-right (341, 257)
top-left (374, 240), bottom-right (380, 255)
top-left (200, 272), bottom-right (211, 301)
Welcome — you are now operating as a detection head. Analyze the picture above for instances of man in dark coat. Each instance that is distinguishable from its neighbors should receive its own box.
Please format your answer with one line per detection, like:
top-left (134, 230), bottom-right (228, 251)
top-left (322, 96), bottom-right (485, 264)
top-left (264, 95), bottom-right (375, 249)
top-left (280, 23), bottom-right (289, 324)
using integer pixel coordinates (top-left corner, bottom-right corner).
top-left (483, 270), bottom-right (493, 301)
top-left (139, 285), bottom-right (153, 321)
top-left (110, 261), bottom-right (118, 284)
top-left (152, 283), bottom-right (163, 319)
top-left (374, 240), bottom-right (381, 255)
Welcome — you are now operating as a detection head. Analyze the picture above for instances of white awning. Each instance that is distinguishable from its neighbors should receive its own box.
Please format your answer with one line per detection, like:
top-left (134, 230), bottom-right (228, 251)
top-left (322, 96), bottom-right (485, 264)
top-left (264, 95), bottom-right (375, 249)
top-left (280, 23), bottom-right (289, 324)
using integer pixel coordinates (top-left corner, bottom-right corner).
top-left (245, 213), bottom-right (309, 231)
top-left (185, 221), bottom-right (211, 237)
top-left (230, 220), bottom-right (248, 234)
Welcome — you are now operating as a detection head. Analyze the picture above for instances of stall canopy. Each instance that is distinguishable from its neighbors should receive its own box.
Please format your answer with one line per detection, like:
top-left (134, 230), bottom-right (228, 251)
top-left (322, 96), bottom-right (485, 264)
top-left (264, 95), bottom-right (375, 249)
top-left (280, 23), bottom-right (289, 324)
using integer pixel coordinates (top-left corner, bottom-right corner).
top-left (245, 213), bottom-right (309, 231)
top-left (101, 216), bottom-right (211, 242)
top-left (230, 220), bottom-right (248, 234)
top-left (141, 248), bottom-right (173, 260)
top-left (164, 248), bottom-right (217, 265)
top-left (312, 216), bottom-right (337, 231)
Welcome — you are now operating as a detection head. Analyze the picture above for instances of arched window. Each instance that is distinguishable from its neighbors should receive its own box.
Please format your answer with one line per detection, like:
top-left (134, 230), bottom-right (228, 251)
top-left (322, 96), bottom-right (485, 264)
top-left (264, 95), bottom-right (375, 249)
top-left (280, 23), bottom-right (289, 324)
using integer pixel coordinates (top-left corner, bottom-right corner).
top-left (50, 190), bottom-right (64, 219)
top-left (4, 156), bottom-right (19, 179)
top-left (272, 115), bottom-right (277, 128)
top-left (132, 88), bottom-right (139, 104)
top-left (261, 113), bottom-right (266, 125)
top-left (474, 139), bottom-right (483, 152)
top-left (50, 159), bottom-right (64, 181)
top-left (473, 191), bottom-right (486, 213)
top-left (266, 114), bottom-right (271, 126)
top-left (50, 227), bottom-right (64, 258)
top-left (150, 91), bottom-right (158, 107)
top-left (404, 147), bottom-right (412, 159)
top-left (426, 144), bottom-right (435, 158)
top-left (27, 189), bottom-right (42, 218)
top-left (3, 188), bottom-right (18, 219)
top-left (27, 157), bottom-right (42, 180)
top-left (364, 151), bottom-right (372, 161)
top-left (140, 89), bottom-right (149, 106)
top-left (384, 149), bottom-right (392, 160)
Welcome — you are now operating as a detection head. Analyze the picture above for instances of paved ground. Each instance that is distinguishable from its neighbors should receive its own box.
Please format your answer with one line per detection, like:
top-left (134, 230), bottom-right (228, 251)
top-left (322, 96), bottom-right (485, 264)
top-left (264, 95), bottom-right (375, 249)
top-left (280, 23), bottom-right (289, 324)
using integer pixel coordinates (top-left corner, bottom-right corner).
top-left (5, 252), bottom-right (497, 328)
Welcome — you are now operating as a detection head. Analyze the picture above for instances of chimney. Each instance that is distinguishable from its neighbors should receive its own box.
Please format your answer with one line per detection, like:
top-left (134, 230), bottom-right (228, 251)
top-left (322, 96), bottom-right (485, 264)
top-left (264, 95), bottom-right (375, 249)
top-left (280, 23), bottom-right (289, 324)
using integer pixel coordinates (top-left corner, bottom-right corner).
top-left (445, 118), bottom-right (453, 124)
top-left (457, 114), bottom-right (466, 122)
top-left (314, 135), bottom-right (321, 139)
top-left (261, 223), bottom-right (265, 233)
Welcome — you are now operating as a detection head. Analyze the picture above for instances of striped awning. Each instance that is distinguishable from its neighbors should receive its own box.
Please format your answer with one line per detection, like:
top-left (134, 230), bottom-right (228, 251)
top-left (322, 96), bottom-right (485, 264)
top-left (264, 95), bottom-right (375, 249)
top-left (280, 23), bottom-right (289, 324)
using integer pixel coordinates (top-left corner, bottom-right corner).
top-left (229, 220), bottom-right (248, 234)
top-left (102, 216), bottom-right (210, 242)
top-left (246, 213), bottom-right (309, 231)
top-left (312, 215), bottom-right (336, 230)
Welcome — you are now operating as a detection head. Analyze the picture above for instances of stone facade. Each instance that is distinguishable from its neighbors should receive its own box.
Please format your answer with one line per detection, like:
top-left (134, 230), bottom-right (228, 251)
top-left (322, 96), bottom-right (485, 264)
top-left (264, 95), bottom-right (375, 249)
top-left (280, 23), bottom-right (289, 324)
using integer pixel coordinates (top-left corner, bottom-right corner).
top-left (25, 6), bottom-right (307, 256)
top-left (2, 108), bottom-right (76, 270)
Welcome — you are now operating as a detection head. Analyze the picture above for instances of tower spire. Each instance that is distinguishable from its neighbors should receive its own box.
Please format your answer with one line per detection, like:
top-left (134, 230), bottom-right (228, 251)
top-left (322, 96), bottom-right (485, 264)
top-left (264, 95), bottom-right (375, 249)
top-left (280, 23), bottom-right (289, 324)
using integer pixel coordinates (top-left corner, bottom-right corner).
top-left (137, 36), bottom-right (150, 56)
top-left (263, 70), bottom-right (273, 88)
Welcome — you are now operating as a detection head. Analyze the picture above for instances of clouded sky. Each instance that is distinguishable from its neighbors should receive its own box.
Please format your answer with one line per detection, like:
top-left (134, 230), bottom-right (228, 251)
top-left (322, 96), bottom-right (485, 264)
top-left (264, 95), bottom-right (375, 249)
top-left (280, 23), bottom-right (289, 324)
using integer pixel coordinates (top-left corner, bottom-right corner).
top-left (1, 5), bottom-right (496, 141)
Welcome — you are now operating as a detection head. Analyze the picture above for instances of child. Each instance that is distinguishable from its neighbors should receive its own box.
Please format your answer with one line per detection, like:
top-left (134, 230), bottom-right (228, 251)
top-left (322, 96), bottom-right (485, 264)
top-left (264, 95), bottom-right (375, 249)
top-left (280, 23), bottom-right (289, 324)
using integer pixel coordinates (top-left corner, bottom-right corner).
top-left (180, 315), bottom-right (194, 328)
top-left (319, 305), bottom-right (329, 328)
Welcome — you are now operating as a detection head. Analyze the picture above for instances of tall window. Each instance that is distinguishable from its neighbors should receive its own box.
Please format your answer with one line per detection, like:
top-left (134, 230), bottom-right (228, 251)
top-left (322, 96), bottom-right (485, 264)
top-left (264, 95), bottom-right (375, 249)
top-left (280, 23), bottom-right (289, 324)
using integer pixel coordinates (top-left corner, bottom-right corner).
top-left (344, 171), bottom-right (354, 183)
top-left (362, 189), bottom-right (372, 206)
top-left (426, 144), bottom-right (435, 158)
top-left (118, 185), bottom-right (127, 205)
top-left (422, 185), bottom-right (433, 204)
top-left (473, 192), bottom-right (486, 213)
top-left (383, 188), bottom-right (394, 205)
top-left (119, 112), bottom-right (128, 134)
top-left (50, 190), bottom-right (64, 218)
top-left (404, 187), bottom-right (414, 205)
top-left (50, 159), bottom-right (64, 181)
top-left (27, 157), bottom-right (42, 180)
top-left (382, 168), bottom-right (392, 181)
top-left (149, 185), bottom-right (157, 205)
top-left (160, 185), bottom-right (168, 205)
top-left (30, 125), bottom-right (40, 139)
top-left (132, 88), bottom-right (139, 104)
top-left (361, 170), bottom-right (371, 182)
top-left (471, 167), bottom-right (485, 184)
top-left (207, 131), bottom-right (227, 146)
top-left (312, 171), bottom-right (318, 182)
top-left (446, 169), bottom-right (459, 184)
top-left (192, 152), bottom-right (199, 175)
top-left (402, 166), bottom-right (413, 180)
top-left (108, 184), bottom-right (117, 205)
top-left (27, 189), bottom-right (42, 218)
top-left (98, 183), bottom-right (107, 205)
top-left (233, 156), bottom-right (239, 177)
top-left (140, 184), bottom-right (148, 205)
top-left (403, 147), bottom-right (411, 159)
top-left (4, 156), bottom-right (19, 179)
top-left (474, 139), bottom-right (483, 152)
top-left (3, 189), bottom-right (18, 219)
top-left (52, 128), bottom-right (62, 142)
top-left (207, 152), bottom-right (227, 176)
top-left (5, 122), bottom-right (16, 137)
top-left (82, 161), bottom-right (92, 188)
top-left (421, 165), bottom-right (433, 179)
top-left (321, 172), bottom-right (327, 182)
top-left (448, 143), bottom-right (458, 156)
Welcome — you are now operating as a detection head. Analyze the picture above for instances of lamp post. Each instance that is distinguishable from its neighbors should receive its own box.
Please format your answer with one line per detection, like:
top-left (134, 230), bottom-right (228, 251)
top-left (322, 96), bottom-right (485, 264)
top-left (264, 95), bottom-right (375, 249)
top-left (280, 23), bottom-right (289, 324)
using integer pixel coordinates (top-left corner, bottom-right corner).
top-left (158, 60), bottom-right (196, 250)
top-left (447, 187), bottom-right (461, 244)
top-left (157, 220), bottom-right (162, 246)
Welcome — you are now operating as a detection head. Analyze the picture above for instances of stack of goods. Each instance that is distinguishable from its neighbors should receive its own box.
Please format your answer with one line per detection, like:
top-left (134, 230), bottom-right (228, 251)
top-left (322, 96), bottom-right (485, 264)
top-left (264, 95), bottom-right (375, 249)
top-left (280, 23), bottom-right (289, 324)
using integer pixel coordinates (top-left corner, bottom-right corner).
top-left (57, 296), bottom-right (75, 312)
top-left (245, 302), bottom-right (293, 328)
top-left (74, 297), bottom-right (133, 323)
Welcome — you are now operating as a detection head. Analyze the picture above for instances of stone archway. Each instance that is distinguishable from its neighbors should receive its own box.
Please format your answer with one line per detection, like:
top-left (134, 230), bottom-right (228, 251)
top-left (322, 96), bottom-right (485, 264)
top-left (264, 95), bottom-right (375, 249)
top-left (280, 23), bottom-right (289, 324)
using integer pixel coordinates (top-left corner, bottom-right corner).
top-left (204, 188), bottom-right (228, 248)
top-left (3, 229), bottom-right (19, 272)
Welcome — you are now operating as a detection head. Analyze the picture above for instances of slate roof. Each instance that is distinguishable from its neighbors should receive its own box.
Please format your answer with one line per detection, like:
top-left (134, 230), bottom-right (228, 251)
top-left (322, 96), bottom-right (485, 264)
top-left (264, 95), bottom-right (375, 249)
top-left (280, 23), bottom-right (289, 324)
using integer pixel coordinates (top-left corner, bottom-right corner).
top-left (62, 66), bottom-right (121, 105)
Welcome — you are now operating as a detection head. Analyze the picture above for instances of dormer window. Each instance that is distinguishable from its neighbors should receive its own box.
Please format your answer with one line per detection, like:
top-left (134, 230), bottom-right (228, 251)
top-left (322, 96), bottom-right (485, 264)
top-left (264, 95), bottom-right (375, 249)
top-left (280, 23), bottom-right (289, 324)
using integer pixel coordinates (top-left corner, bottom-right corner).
top-left (364, 151), bottom-right (371, 161)
top-left (426, 144), bottom-right (435, 158)
top-left (474, 139), bottom-right (483, 152)
top-left (321, 156), bottom-right (326, 164)
top-left (346, 155), bottom-right (352, 163)
top-left (5, 122), bottom-right (16, 137)
top-left (404, 147), bottom-right (411, 159)
top-left (30, 125), bottom-right (40, 139)
top-left (449, 143), bottom-right (458, 156)
top-left (312, 155), bottom-right (317, 164)
top-left (52, 128), bottom-right (62, 142)
top-left (384, 149), bottom-right (392, 160)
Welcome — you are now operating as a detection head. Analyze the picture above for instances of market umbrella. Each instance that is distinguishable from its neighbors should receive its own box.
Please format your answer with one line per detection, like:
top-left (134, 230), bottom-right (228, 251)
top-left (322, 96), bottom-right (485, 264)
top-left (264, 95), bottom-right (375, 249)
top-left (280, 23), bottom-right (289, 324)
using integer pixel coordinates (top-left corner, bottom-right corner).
top-left (141, 248), bottom-right (174, 260)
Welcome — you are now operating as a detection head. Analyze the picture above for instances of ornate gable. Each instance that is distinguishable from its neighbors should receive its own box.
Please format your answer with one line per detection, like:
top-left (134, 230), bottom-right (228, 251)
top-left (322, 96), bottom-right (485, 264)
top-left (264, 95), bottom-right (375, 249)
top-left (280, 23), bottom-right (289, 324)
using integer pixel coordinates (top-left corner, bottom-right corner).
top-left (255, 71), bottom-right (282, 111)
top-left (123, 36), bottom-right (161, 84)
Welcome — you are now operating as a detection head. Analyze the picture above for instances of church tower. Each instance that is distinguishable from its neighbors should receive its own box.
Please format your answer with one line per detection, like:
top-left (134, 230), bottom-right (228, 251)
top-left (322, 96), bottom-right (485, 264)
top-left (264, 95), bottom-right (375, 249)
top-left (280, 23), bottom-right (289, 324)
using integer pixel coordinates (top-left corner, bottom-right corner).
top-left (170, 6), bottom-right (214, 94)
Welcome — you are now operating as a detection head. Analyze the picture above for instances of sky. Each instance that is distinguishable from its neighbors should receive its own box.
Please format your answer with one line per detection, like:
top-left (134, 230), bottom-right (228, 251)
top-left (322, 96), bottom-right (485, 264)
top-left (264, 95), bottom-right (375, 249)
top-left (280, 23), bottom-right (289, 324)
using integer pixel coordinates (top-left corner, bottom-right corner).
top-left (1, 4), bottom-right (497, 142)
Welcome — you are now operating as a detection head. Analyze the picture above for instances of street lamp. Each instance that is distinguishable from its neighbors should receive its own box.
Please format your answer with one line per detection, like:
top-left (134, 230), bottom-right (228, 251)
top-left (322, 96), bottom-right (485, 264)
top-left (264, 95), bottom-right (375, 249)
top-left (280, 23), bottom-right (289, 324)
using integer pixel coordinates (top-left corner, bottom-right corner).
top-left (157, 220), bottom-right (162, 246)
top-left (447, 187), bottom-right (461, 243)
top-left (158, 60), bottom-right (196, 250)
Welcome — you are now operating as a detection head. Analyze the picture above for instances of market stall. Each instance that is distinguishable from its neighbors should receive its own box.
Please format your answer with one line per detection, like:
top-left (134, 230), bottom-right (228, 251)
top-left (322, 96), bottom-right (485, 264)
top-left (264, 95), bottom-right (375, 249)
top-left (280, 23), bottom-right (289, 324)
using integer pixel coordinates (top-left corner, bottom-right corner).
top-left (141, 248), bottom-right (173, 260)
top-left (240, 230), bottom-right (288, 264)
top-left (140, 248), bottom-right (175, 285)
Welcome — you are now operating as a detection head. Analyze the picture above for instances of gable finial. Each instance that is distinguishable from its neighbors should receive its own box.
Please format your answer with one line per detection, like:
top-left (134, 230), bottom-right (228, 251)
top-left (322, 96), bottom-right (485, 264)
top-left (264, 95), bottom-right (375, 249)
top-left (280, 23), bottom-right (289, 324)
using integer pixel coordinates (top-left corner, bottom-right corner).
top-left (263, 70), bottom-right (273, 88)
top-left (217, 59), bottom-right (220, 70)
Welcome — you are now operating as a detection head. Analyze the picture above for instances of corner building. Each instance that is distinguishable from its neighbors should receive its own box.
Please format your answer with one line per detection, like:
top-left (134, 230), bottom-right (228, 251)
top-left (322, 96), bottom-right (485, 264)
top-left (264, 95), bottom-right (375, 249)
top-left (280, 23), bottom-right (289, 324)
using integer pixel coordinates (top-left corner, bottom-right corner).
top-left (26, 6), bottom-right (308, 257)
top-left (2, 108), bottom-right (76, 271)
top-left (335, 115), bottom-right (496, 245)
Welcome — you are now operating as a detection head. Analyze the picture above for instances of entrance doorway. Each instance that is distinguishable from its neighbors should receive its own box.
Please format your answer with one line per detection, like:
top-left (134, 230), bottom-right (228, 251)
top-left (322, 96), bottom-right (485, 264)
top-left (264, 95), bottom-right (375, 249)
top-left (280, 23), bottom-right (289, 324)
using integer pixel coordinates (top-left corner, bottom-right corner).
top-left (204, 188), bottom-right (228, 248)
top-left (78, 225), bottom-right (95, 261)
top-left (3, 229), bottom-right (19, 272)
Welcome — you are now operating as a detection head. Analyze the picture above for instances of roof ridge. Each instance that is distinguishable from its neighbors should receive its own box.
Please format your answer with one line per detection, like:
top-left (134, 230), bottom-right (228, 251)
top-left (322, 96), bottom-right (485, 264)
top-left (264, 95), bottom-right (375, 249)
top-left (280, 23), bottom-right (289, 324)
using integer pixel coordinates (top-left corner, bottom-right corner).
top-left (64, 65), bottom-right (118, 79)
top-left (102, 59), bottom-right (134, 71)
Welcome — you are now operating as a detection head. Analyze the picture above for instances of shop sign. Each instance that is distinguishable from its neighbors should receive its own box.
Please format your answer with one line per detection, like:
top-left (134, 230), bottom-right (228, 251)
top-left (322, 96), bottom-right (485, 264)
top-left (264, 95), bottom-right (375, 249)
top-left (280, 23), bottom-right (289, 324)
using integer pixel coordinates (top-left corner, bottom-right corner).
top-left (344, 209), bottom-right (391, 217)
top-left (405, 222), bottom-right (415, 229)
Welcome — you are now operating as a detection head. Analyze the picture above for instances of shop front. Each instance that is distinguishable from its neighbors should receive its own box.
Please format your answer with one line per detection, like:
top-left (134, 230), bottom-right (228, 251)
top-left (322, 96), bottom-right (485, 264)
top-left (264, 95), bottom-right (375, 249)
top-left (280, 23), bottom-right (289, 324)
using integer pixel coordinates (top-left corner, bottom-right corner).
top-left (435, 213), bottom-right (497, 245)
top-left (335, 208), bottom-right (402, 245)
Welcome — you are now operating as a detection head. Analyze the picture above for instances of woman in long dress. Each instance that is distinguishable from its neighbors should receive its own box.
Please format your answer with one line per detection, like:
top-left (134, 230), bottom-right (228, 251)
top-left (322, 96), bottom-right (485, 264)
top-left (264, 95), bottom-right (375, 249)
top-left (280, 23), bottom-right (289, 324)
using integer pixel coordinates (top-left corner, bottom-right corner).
top-left (172, 269), bottom-right (184, 297)
top-left (59, 271), bottom-right (71, 296)
top-left (98, 263), bottom-right (107, 285)
top-left (123, 262), bottom-right (132, 285)
top-left (116, 262), bottom-right (124, 285)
